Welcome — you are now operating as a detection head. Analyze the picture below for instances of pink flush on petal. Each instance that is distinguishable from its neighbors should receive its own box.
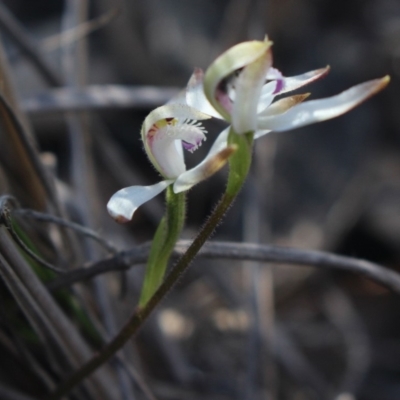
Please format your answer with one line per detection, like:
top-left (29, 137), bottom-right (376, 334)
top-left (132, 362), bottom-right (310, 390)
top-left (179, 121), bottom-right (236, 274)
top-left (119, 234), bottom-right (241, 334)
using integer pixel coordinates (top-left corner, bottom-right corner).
top-left (216, 86), bottom-right (233, 114)
top-left (266, 67), bottom-right (284, 94)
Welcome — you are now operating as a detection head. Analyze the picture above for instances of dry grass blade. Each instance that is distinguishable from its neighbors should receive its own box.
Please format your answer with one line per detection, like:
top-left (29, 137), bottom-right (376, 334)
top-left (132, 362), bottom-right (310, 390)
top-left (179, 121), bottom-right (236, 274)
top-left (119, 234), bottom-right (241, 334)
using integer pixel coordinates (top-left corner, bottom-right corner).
top-left (61, 1), bottom-right (132, 398)
top-left (0, 4), bottom-right (61, 86)
top-left (42, 5), bottom-right (120, 53)
top-left (0, 43), bottom-right (52, 210)
top-left (0, 228), bottom-right (117, 399)
top-left (0, 383), bottom-right (37, 400)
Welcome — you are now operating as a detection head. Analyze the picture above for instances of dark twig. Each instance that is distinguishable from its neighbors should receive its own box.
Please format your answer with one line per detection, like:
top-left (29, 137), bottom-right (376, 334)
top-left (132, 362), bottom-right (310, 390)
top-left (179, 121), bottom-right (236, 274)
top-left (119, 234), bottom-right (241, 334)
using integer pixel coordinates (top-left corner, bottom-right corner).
top-left (22, 85), bottom-right (180, 114)
top-left (13, 208), bottom-right (118, 254)
top-left (0, 383), bottom-right (37, 400)
top-left (323, 287), bottom-right (371, 397)
top-left (48, 240), bottom-right (400, 294)
top-left (42, 6), bottom-right (120, 53)
top-left (0, 3), bottom-right (61, 86)
top-left (0, 197), bottom-right (117, 274)
top-left (47, 244), bottom-right (150, 291)
top-left (0, 197), bottom-right (65, 273)
top-left (273, 324), bottom-right (330, 397)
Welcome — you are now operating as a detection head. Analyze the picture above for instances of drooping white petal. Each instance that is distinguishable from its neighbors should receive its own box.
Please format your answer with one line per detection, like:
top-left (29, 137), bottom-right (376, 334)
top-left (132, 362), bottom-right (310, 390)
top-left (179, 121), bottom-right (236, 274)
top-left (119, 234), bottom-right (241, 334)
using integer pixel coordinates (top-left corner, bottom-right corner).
top-left (278, 66), bottom-right (330, 95)
top-left (173, 128), bottom-right (236, 193)
top-left (185, 68), bottom-right (223, 119)
top-left (257, 77), bottom-right (390, 132)
top-left (204, 39), bottom-right (272, 121)
top-left (107, 180), bottom-right (173, 223)
top-left (232, 51), bottom-right (272, 134)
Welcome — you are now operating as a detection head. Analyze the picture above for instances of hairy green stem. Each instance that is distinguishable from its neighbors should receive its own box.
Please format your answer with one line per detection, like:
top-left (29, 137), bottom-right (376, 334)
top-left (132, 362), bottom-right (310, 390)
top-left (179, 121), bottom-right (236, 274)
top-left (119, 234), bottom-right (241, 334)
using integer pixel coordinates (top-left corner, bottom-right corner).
top-left (48, 129), bottom-right (254, 400)
top-left (139, 187), bottom-right (186, 306)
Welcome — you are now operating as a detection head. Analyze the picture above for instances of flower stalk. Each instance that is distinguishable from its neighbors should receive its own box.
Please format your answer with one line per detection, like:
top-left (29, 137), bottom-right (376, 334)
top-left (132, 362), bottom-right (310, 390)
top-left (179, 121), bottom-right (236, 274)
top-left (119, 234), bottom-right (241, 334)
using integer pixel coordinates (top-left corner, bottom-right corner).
top-left (139, 187), bottom-right (186, 306)
top-left (48, 127), bottom-right (248, 400)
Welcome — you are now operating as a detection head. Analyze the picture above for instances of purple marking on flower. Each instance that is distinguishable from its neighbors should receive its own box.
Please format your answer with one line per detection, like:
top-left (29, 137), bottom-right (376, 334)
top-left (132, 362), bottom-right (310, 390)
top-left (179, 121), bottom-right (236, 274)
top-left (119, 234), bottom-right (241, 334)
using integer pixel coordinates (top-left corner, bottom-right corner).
top-left (266, 67), bottom-right (285, 94)
top-left (182, 137), bottom-right (203, 153)
top-left (216, 86), bottom-right (233, 113)
top-left (273, 79), bottom-right (284, 94)
top-left (182, 141), bottom-right (196, 151)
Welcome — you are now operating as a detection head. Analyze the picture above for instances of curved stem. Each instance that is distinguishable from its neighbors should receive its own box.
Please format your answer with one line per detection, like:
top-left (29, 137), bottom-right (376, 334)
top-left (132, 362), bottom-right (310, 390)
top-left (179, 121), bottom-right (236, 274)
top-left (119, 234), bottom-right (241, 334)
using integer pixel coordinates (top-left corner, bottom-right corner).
top-left (48, 191), bottom-right (236, 400)
top-left (49, 128), bottom-right (253, 399)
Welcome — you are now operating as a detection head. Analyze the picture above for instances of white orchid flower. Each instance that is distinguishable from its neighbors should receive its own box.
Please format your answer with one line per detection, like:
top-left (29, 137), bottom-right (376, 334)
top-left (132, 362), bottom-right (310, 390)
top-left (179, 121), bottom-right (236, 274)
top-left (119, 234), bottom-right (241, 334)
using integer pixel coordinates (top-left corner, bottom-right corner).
top-left (185, 38), bottom-right (389, 138)
top-left (107, 103), bottom-right (236, 223)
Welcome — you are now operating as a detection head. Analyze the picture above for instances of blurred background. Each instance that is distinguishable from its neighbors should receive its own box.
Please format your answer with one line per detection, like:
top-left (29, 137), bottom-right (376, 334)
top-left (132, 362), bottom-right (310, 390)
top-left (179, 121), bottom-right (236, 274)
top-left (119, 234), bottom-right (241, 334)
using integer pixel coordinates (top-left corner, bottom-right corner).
top-left (0, 0), bottom-right (399, 399)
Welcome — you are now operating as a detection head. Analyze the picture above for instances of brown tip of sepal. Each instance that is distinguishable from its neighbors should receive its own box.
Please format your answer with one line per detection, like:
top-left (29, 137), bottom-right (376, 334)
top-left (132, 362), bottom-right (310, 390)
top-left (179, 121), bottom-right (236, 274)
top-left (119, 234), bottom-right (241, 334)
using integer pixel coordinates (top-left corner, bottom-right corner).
top-left (291, 93), bottom-right (311, 105)
top-left (204, 144), bottom-right (238, 178)
top-left (318, 65), bottom-right (331, 78)
top-left (360, 75), bottom-right (390, 104)
top-left (113, 215), bottom-right (131, 224)
top-left (378, 75), bottom-right (390, 89)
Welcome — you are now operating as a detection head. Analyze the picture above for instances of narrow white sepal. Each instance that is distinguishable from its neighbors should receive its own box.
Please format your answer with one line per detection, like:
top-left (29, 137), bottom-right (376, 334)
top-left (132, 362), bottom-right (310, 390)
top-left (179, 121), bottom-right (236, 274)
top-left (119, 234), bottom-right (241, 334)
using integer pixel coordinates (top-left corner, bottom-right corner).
top-left (186, 69), bottom-right (224, 119)
top-left (257, 78), bottom-right (389, 132)
top-left (107, 180), bottom-right (173, 223)
top-left (278, 66), bottom-right (330, 94)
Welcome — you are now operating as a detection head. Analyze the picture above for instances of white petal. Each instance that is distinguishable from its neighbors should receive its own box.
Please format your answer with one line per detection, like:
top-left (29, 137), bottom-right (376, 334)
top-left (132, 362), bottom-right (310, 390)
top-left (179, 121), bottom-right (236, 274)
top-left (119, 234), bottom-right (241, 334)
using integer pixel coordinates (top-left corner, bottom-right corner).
top-left (205, 127), bottom-right (230, 157)
top-left (254, 128), bottom-right (272, 139)
top-left (142, 104), bottom-right (211, 177)
top-left (257, 77), bottom-right (389, 132)
top-left (151, 127), bottom-right (187, 177)
top-left (278, 66), bottom-right (330, 94)
top-left (185, 69), bottom-right (223, 119)
top-left (167, 88), bottom-right (187, 105)
top-left (107, 180), bottom-right (173, 223)
top-left (266, 67), bottom-right (283, 81)
top-left (173, 128), bottom-right (231, 192)
top-left (257, 81), bottom-right (278, 113)
top-left (204, 39), bottom-right (272, 121)
top-left (232, 51), bottom-right (272, 134)
top-left (254, 94), bottom-right (310, 139)
top-left (258, 93), bottom-right (310, 118)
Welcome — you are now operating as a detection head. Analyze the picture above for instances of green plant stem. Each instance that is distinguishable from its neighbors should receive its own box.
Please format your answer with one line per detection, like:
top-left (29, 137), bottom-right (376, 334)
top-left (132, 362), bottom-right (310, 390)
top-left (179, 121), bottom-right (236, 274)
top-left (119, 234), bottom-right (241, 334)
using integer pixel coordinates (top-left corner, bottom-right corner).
top-left (139, 186), bottom-right (186, 306)
top-left (48, 129), bottom-right (254, 400)
top-left (47, 192), bottom-right (235, 400)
